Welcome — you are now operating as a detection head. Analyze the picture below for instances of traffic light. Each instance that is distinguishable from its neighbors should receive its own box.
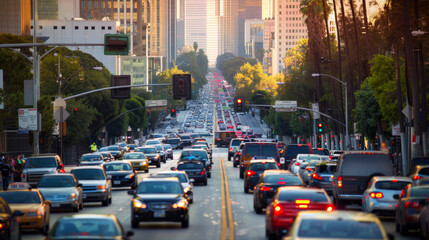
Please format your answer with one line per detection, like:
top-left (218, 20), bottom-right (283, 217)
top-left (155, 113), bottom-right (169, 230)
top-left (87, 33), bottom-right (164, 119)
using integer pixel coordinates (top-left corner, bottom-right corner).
top-left (104, 34), bottom-right (130, 55)
top-left (173, 74), bottom-right (192, 100)
top-left (111, 75), bottom-right (131, 99)
top-left (171, 108), bottom-right (176, 118)
top-left (74, 107), bottom-right (77, 113)
top-left (147, 110), bottom-right (151, 118)
top-left (235, 98), bottom-right (243, 112)
top-left (316, 121), bottom-right (324, 134)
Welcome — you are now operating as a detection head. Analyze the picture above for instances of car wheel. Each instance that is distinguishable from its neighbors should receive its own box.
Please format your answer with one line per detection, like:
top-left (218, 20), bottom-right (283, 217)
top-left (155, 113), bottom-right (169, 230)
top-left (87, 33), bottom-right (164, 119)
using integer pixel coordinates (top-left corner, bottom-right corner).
top-left (79, 201), bottom-right (84, 210)
top-left (399, 222), bottom-right (408, 235)
top-left (131, 218), bottom-right (139, 228)
top-left (108, 195), bottom-right (112, 204)
top-left (228, 156), bottom-right (231, 161)
top-left (73, 204), bottom-right (79, 212)
top-left (395, 219), bottom-right (400, 232)
top-left (208, 172), bottom-right (211, 178)
top-left (254, 199), bottom-right (263, 214)
top-left (334, 198), bottom-right (345, 210)
top-left (233, 162), bottom-right (237, 168)
top-left (203, 180), bottom-right (208, 186)
top-left (102, 198), bottom-right (109, 206)
top-left (239, 168), bottom-right (244, 179)
top-left (145, 168), bottom-right (149, 173)
top-left (39, 219), bottom-right (49, 235)
top-left (266, 229), bottom-right (276, 240)
top-left (189, 198), bottom-right (193, 204)
top-left (156, 161), bottom-right (161, 168)
top-left (181, 216), bottom-right (189, 228)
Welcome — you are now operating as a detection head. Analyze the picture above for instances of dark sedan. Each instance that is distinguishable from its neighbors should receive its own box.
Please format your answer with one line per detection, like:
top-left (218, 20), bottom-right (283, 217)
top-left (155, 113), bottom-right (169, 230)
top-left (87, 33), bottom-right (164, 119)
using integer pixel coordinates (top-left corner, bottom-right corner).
top-left (103, 161), bottom-right (137, 189)
top-left (174, 161), bottom-right (208, 185)
top-left (396, 184), bottom-right (429, 235)
top-left (0, 197), bottom-right (21, 240)
top-left (128, 177), bottom-right (190, 228)
top-left (253, 170), bottom-right (305, 213)
top-left (244, 160), bottom-right (279, 193)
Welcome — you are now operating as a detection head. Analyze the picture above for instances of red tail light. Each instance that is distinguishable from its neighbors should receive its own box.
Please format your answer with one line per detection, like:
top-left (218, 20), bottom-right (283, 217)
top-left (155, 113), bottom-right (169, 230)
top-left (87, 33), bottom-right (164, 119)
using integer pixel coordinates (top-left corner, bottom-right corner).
top-left (338, 176), bottom-right (343, 188)
top-left (413, 175), bottom-right (422, 181)
top-left (278, 181), bottom-right (286, 184)
top-left (305, 168), bottom-right (312, 171)
top-left (201, 168), bottom-right (206, 175)
top-left (273, 204), bottom-right (283, 216)
top-left (312, 173), bottom-right (323, 180)
top-left (369, 192), bottom-right (383, 199)
top-left (405, 201), bottom-right (420, 208)
top-left (246, 170), bottom-right (256, 176)
top-left (277, 163), bottom-right (281, 166)
top-left (229, 148), bottom-right (232, 152)
top-left (326, 206), bottom-right (334, 212)
top-left (260, 187), bottom-right (272, 191)
top-left (329, 156), bottom-right (332, 160)
top-left (296, 162), bottom-right (300, 166)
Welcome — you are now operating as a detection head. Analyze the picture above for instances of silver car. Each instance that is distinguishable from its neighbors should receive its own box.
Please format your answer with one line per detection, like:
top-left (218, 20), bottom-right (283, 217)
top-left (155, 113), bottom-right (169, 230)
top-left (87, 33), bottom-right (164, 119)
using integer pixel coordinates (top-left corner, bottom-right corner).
top-left (70, 166), bottom-right (112, 207)
top-left (37, 173), bottom-right (83, 212)
top-left (362, 176), bottom-right (412, 216)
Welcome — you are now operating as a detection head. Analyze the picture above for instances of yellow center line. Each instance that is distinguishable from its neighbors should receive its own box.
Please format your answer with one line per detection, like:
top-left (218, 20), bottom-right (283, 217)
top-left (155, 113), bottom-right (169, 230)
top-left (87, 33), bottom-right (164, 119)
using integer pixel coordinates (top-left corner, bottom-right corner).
top-left (220, 157), bottom-right (234, 240)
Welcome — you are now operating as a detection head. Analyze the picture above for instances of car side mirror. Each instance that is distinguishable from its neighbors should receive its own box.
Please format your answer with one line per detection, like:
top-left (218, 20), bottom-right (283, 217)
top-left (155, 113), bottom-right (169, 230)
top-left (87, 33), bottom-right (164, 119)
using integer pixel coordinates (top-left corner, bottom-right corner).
top-left (13, 210), bottom-right (24, 217)
top-left (170, 167), bottom-right (176, 171)
top-left (189, 179), bottom-right (195, 183)
top-left (44, 200), bottom-right (51, 205)
top-left (126, 231), bottom-right (134, 237)
top-left (127, 190), bottom-right (136, 195)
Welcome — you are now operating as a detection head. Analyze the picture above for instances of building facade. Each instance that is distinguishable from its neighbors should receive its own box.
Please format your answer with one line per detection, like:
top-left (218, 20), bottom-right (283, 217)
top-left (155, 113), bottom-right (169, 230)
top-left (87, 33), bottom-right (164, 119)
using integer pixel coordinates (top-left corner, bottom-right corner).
top-left (0, 0), bottom-right (32, 36)
top-left (184, 0), bottom-right (207, 52)
top-left (244, 19), bottom-right (264, 58)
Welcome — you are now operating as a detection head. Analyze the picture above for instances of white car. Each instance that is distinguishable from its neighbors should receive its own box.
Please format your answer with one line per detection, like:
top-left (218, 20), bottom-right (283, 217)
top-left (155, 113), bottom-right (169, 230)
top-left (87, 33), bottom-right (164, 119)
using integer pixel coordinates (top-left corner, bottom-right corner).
top-left (290, 154), bottom-right (322, 174)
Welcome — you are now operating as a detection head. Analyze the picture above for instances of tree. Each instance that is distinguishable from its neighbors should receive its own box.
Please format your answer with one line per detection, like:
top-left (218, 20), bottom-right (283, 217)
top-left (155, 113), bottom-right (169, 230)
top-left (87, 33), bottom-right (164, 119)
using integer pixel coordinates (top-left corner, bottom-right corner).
top-left (216, 53), bottom-right (235, 72)
top-left (222, 57), bottom-right (257, 86)
top-left (176, 50), bottom-right (207, 90)
top-left (193, 42), bottom-right (198, 52)
top-left (197, 49), bottom-right (208, 75)
top-left (255, 48), bottom-right (265, 63)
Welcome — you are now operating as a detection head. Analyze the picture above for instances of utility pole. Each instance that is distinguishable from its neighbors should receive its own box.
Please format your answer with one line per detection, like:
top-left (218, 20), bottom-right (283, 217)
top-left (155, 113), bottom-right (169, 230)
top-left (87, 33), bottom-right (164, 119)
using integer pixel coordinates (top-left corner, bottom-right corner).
top-left (32, 0), bottom-right (40, 154)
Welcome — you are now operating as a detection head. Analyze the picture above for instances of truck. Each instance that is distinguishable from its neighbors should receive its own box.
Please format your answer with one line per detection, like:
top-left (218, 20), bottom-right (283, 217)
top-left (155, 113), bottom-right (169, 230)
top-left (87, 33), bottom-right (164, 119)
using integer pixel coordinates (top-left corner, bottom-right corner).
top-left (214, 131), bottom-right (236, 147)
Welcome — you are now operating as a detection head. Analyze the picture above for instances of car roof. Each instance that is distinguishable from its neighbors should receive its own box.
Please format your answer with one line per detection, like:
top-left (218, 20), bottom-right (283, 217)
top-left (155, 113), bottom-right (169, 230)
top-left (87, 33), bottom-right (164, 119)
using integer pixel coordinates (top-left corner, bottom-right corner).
top-left (263, 169), bottom-right (293, 175)
top-left (42, 173), bottom-right (74, 177)
top-left (277, 186), bottom-right (325, 193)
top-left (158, 171), bottom-right (187, 175)
top-left (103, 161), bottom-right (131, 165)
top-left (59, 214), bottom-right (117, 220)
top-left (250, 159), bottom-right (277, 164)
top-left (296, 210), bottom-right (381, 221)
top-left (141, 177), bottom-right (181, 183)
top-left (71, 166), bottom-right (104, 170)
top-left (371, 176), bottom-right (412, 182)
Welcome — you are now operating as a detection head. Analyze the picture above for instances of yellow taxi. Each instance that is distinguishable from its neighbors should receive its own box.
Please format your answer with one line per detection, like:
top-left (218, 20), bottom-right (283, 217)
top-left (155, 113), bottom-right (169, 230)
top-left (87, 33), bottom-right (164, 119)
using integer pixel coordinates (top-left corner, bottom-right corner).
top-left (0, 189), bottom-right (51, 234)
top-left (123, 152), bottom-right (149, 172)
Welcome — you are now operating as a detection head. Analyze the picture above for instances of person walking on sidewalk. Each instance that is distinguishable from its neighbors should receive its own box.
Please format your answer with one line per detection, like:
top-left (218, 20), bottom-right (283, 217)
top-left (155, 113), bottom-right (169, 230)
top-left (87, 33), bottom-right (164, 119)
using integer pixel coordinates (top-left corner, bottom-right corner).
top-left (1, 159), bottom-right (12, 190)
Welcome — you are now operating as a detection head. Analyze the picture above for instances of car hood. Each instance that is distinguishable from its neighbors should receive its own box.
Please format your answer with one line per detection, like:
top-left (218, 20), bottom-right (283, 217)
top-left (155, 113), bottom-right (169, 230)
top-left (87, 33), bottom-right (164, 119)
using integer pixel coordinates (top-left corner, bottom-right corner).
top-left (38, 187), bottom-right (76, 195)
top-left (23, 168), bottom-right (57, 174)
top-left (135, 194), bottom-right (182, 202)
top-left (106, 171), bottom-right (133, 177)
top-left (9, 204), bottom-right (41, 212)
top-left (77, 180), bottom-right (107, 186)
top-left (144, 154), bottom-right (158, 158)
top-left (80, 161), bottom-right (103, 166)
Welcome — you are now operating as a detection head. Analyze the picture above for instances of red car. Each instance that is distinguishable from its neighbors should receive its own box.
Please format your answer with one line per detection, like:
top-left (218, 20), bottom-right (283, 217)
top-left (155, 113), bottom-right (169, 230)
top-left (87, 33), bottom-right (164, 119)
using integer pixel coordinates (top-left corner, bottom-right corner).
top-left (265, 187), bottom-right (333, 239)
top-left (218, 120), bottom-right (224, 124)
top-left (227, 125), bottom-right (234, 129)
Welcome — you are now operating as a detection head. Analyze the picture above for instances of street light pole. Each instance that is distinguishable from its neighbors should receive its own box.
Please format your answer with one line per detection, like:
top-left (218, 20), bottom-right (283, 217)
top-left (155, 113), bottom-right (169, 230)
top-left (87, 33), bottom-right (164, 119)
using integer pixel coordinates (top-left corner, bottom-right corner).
top-left (312, 73), bottom-right (349, 150)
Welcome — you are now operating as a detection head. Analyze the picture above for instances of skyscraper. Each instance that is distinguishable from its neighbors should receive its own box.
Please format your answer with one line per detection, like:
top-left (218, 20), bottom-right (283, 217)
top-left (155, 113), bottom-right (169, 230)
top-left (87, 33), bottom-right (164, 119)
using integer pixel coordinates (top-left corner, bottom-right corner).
top-left (184, 0), bottom-right (207, 52)
top-left (237, 0), bottom-right (261, 56)
top-left (262, 0), bottom-right (274, 19)
top-left (0, 0), bottom-right (32, 35)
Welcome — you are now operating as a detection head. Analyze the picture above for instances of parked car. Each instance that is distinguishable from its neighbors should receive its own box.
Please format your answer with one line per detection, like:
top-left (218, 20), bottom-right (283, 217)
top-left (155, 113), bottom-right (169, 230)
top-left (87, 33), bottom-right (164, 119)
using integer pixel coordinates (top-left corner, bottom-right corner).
top-left (70, 166), bottom-right (112, 206)
top-left (37, 173), bottom-right (84, 212)
top-left (332, 151), bottom-right (393, 209)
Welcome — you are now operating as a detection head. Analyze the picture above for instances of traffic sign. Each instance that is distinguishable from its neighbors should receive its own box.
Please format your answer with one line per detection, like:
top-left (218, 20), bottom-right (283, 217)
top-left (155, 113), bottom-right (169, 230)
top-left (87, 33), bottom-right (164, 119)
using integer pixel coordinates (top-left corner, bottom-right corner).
top-left (275, 100), bottom-right (297, 112)
top-left (53, 97), bottom-right (66, 113)
top-left (54, 107), bottom-right (70, 122)
top-left (312, 103), bottom-right (319, 119)
top-left (18, 108), bottom-right (38, 131)
top-left (146, 100), bottom-right (167, 107)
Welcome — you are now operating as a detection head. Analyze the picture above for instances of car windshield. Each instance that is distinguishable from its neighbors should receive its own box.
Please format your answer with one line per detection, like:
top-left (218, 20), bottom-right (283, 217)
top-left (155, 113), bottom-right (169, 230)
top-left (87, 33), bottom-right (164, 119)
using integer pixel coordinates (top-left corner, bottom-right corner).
top-left (316, 165), bottom-right (337, 173)
top-left (157, 173), bottom-right (188, 183)
top-left (375, 181), bottom-right (410, 190)
top-left (308, 160), bottom-right (322, 167)
top-left (166, 139), bottom-right (180, 144)
top-left (123, 153), bottom-right (145, 159)
top-left (107, 146), bottom-right (120, 151)
top-left (181, 151), bottom-right (208, 160)
top-left (297, 219), bottom-right (383, 239)
top-left (104, 163), bottom-right (132, 171)
top-left (138, 148), bottom-right (157, 154)
top-left (177, 163), bottom-right (204, 170)
top-left (263, 174), bottom-right (303, 185)
top-left (71, 169), bottom-right (106, 180)
top-left (231, 139), bottom-right (241, 146)
top-left (0, 191), bottom-right (41, 204)
top-left (277, 190), bottom-right (329, 203)
top-left (54, 218), bottom-right (121, 237)
top-left (146, 140), bottom-right (159, 145)
top-left (100, 152), bottom-right (110, 158)
top-left (81, 155), bottom-right (102, 162)
top-left (38, 176), bottom-right (75, 187)
top-left (261, 145), bottom-right (277, 156)
top-left (410, 188), bottom-right (429, 197)
top-left (24, 157), bottom-right (57, 168)
top-left (137, 181), bottom-right (182, 194)
top-left (180, 135), bottom-right (191, 140)
top-left (154, 145), bottom-right (163, 151)
top-left (299, 155), bottom-right (321, 161)
top-left (250, 162), bottom-right (279, 171)
top-left (163, 144), bottom-right (172, 149)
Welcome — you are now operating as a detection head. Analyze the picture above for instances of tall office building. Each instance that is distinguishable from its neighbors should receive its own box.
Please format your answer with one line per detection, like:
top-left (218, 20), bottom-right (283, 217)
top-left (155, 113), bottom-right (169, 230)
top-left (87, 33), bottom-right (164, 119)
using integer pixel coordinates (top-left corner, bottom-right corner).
top-left (206, 0), bottom-right (220, 67)
top-left (237, 0), bottom-right (261, 56)
top-left (184, 0), bottom-right (207, 52)
top-left (244, 19), bottom-right (264, 58)
top-left (273, 0), bottom-right (308, 74)
top-left (0, 0), bottom-right (32, 35)
top-left (262, 0), bottom-right (274, 19)
top-left (37, 0), bottom-right (80, 20)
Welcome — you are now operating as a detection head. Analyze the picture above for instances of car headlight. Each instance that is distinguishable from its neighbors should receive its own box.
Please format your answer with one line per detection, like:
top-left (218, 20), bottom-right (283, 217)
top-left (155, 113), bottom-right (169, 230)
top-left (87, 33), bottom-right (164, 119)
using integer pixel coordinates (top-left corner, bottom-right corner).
top-left (184, 186), bottom-right (191, 193)
top-left (26, 211), bottom-right (41, 216)
top-left (172, 199), bottom-right (188, 209)
top-left (126, 174), bottom-right (134, 179)
top-left (67, 193), bottom-right (77, 199)
top-left (156, 154), bottom-right (160, 159)
top-left (133, 200), bottom-right (147, 208)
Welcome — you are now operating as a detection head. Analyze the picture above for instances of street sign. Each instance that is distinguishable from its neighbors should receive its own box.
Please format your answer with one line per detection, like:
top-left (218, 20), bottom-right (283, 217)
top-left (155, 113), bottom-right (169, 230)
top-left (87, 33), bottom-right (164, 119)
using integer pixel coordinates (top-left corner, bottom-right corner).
top-left (18, 108), bottom-right (38, 131)
top-left (312, 103), bottom-right (319, 119)
top-left (54, 107), bottom-right (70, 122)
top-left (392, 124), bottom-right (400, 136)
top-left (145, 100), bottom-right (167, 107)
top-left (53, 97), bottom-right (66, 113)
top-left (275, 100), bottom-right (297, 112)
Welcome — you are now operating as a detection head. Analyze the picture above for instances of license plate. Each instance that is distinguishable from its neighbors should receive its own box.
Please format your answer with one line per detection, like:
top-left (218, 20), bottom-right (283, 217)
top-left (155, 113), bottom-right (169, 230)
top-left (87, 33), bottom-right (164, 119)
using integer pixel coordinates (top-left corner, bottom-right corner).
top-left (114, 181), bottom-right (121, 185)
top-left (52, 203), bottom-right (60, 207)
top-left (83, 194), bottom-right (87, 199)
top-left (154, 210), bottom-right (165, 218)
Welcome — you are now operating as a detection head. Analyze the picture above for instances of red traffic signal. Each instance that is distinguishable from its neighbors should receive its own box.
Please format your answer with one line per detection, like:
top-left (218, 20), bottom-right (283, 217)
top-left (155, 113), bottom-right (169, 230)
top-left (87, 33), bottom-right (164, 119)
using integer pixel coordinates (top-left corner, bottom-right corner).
top-left (236, 98), bottom-right (243, 112)
top-left (171, 108), bottom-right (176, 118)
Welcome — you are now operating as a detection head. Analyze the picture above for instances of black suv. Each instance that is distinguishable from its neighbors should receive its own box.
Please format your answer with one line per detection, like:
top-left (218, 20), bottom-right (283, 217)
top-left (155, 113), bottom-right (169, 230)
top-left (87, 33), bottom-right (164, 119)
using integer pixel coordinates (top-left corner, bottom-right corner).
top-left (239, 142), bottom-right (280, 178)
top-left (243, 160), bottom-right (279, 193)
top-left (280, 144), bottom-right (313, 170)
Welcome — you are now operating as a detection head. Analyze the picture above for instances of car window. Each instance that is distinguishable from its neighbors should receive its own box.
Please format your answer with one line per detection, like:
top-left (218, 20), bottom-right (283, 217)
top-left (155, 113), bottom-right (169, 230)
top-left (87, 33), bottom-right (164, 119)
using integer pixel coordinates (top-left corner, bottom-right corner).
top-left (107, 146), bottom-right (120, 151)
top-left (340, 155), bottom-right (392, 176)
top-left (181, 151), bottom-right (208, 160)
top-left (71, 169), bottom-right (106, 180)
top-left (154, 145), bottom-right (163, 151)
top-left (418, 168), bottom-right (429, 176)
top-left (297, 219), bottom-right (383, 239)
top-left (0, 191), bottom-right (41, 204)
top-left (157, 173), bottom-right (188, 183)
top-left (104, 163), bottom-right (132, 171)
top-left (409, 188), bottom-right (429, 198)
top-left (177, 163), bottom-right (204, 170)
top-left (164, 144), bottom-right (172, 149)
top-left (180, 135), bottom-right (191, 140)
top-left (374, 181), bottom-right (410, 191)
top-left (250, 163), bottom-right (278, 171)
top-left (137, 182), bottom-right (182, 194)
top-left (38, 176), bottom-right (76, 187)
top-left (316, 165), bottom-right (337, 173)
top-left (263, 174), bottom-right (303, 185)
top-left (167, 139), bottom-right (180, 144)
top-left (231, 139), bottom-right (241, 146)
top-left (261, 145), bottom-right (277, 156)
top-left (277, 190), bottom-right (329, 203)
top-left (24, 157), bottom-right (57, 168)
top-left (81, 155), bottom-right (102, 162)
top-left (139, 148), bottom-right (157, 154)
top-left (244, 145), bottom-right (260, 156)
top-left (54, 218), bottom-right (121, 237)
top-left (285, 145), bottom-right (311, 157)
top-left (124, 153), bottom-right (145, 159)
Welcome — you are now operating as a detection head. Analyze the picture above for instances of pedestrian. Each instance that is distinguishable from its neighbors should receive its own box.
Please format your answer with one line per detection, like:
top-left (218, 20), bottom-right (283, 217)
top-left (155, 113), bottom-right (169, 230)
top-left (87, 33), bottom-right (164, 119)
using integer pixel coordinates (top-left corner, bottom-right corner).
top-left (1, 158), bottom-right (12, 190)
top-left (90, 142), bottom-right (97, 152)
top-left (12, 155), bottom-right (24, 182)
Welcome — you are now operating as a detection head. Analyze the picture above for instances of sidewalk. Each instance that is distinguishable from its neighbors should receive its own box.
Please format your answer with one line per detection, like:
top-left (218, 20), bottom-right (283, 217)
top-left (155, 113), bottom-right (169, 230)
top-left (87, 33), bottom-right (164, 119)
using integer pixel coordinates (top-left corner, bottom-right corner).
top-left (254, 109), bottom-right (271, 138)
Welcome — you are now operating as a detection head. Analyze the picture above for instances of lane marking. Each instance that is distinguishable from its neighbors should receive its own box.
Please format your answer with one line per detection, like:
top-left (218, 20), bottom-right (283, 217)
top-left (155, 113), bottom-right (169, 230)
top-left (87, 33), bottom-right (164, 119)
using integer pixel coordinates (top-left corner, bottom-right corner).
top-left (220, 157), bottom-right (234, 240)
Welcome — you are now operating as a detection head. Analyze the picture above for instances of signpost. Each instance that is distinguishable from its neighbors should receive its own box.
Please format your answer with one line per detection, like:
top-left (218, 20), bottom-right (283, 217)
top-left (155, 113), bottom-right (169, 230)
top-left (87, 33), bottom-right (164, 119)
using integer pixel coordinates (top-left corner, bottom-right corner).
top-left (275, 100), bottom-right (297, 112)
top-left (145, 100), bottom-right (167, 111)
top-left (18, 108), bottom-right (38, 131)
top-left (312, 103), bottom-right (320, 119)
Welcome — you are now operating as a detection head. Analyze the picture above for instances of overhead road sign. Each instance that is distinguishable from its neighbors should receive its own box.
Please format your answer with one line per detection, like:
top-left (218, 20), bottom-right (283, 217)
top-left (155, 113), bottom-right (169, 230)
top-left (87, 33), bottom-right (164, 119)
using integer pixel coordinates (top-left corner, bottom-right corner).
top-left (275, 100), bottom-right (297, 112)
top-left (145, 100), bottom-right (167, 107)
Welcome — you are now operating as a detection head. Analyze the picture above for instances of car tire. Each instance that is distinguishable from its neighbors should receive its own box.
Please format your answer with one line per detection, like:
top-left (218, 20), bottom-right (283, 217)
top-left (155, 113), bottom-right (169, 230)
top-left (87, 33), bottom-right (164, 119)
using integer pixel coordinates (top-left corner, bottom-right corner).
top-left (39, 219), bottom-right (49, 235)
top-left (131, 218), bottom-right (139, 228)
top-left (73, 204), bottom-right (79, 212)
top-left (334, 198), bottom-right (345, 210)
top-left (266, 229), bottom-right (276, 240)
top-left (239, 168), bottom-right (244, 179)
top-left (254, 200), bottom-right (263, 214)
top-left (79, 201), bottom-right (84, 210)
top-left (399, 222), bottom-right (408, 235)
top-left (145, 168), bottom-right (149, 173)
top-left (181, 216), bottom-right (189, 228)
top-left (395, 219), bottom-right (400, 232)
top-left (228, 156), bottom-right (231, 161)
top-left (203, 180), bottom-right (208, 186)
top-left (102, 198), bottom-right (109, 206)
top-left (208, 172), bottom-right (211, 178)
top-left (189, 198), bottom-right (193, 204)
top-left (108, 195), bottom-right (112, 204)
top-left (233, 162), bottom-right (237, 167)
top-left (156, 161), bottom-right (161, 168)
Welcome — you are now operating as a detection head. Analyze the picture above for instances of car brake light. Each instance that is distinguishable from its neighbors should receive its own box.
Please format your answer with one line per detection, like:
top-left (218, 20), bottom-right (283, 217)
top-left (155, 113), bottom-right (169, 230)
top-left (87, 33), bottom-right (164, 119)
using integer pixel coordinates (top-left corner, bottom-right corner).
top-left (405, 201), bottom-right (420, 208)
top-left (260, 187), bottom-right (272, 191)
top-left (246, 170), bottom-right (256, 176)
top-left (273, 204), bottom-right (282, 216)
top-left (298, 204), bottom-right (308, 209)
top-left (201, 168), bottom-right (206, 175)
top-left (326, 206), bottom-right (334, 212)
top-left (392, 179), bottom-right (398, 182)
top-left (305, 168), bottom-right (312, 171)
top-left (369, 192), bottom-right (383, 199)
top-left (278, 181), bottom-right (286, 184)
top-left (312, 173), bottom-right (323, 180)
top-left (329, 155), bottom-right (332, 160)
top-left (296, 162), bottom-right (300, 166)
top-left (338, 176), bottom-right (342, 188)
top-left (413, 175), bottom-right (422, 180)
top-left (229, 148), bottom-right (232, 152)
top-left (0, 223), bottom-right (3, 229)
